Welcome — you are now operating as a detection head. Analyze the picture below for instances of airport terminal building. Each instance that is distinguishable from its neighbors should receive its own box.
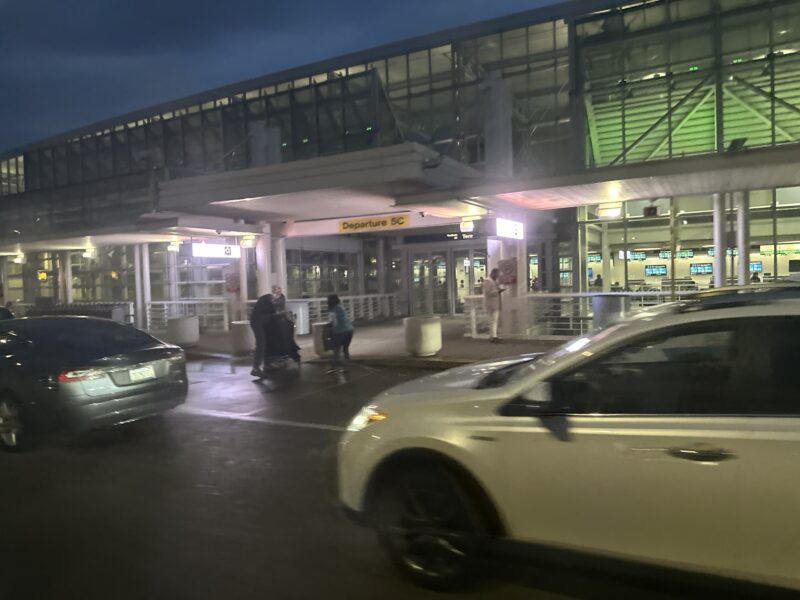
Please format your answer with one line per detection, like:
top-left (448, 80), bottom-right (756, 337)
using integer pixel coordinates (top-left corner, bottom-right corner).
top-left (1, 0), bottom-right (800, 335)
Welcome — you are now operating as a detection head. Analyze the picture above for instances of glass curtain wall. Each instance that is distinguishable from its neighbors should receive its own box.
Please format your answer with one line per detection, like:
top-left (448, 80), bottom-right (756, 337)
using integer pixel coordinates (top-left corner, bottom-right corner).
top-left (577, 0), bottom-right (800, 167)
top-left (14, 14), bottom-right (575, 198)
top-left (286, 243), bottom-right (361, 298)
top-left (576, 186), bottom-right (800, 292)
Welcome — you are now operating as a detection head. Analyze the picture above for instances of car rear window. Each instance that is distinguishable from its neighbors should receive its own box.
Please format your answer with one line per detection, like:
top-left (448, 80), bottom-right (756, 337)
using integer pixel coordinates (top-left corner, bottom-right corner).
top-left (0, 318), bottom-right (158, 359)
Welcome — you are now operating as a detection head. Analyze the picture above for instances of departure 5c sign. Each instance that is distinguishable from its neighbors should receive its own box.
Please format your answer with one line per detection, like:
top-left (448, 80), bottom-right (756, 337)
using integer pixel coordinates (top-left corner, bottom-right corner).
top-left (339, 214), bottom-right (410, 233)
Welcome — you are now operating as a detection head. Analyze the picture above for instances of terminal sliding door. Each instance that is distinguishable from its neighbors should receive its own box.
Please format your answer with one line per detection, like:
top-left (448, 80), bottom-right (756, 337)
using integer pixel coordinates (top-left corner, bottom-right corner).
top-left (410, 247), bottom-right (486, 315)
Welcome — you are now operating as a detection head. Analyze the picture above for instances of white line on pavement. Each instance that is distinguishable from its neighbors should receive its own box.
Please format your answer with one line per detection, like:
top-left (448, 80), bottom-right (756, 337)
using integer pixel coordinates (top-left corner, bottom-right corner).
top-left (179, 406), bottom-right (346, 432)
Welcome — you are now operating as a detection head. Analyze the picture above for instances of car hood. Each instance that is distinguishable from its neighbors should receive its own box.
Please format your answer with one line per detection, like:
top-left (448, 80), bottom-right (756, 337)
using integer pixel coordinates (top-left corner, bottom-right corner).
top-left (379, 353), bottom-right (541, 397)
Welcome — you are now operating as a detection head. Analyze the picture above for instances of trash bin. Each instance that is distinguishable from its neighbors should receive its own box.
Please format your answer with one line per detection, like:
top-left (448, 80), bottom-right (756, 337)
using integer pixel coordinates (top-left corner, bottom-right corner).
top-left (166, 316), bottom-right (200, 347)
top-left (591, 294), bottom-right (631, 329)
top-left (404, 316), bottom-right (442, 357)
top-left (230, 320), bottom-right (255, 356)
top-left (312, 322), bottom-right (334, 358)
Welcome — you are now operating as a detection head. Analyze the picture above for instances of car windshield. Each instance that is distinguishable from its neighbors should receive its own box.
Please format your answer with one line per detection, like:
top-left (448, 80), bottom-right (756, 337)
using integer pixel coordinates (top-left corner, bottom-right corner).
top-left (1, 319), bottom-right (158, 361)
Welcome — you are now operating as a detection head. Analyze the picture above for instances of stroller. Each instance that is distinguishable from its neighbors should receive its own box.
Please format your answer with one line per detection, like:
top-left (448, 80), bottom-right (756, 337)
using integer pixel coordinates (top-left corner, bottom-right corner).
top-left (258, 313), bottom-right (301, 376)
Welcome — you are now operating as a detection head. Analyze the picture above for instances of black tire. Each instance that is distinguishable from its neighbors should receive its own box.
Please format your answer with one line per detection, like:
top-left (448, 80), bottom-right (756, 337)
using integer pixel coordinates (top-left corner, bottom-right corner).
top-left (372, 464), bottom-right (487, 591)
top-left (0, 395), bottom-right (31, 452)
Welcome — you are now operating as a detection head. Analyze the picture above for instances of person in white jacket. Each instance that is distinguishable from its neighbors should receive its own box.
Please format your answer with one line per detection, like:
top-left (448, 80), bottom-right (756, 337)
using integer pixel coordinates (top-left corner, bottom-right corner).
top-left (483, 268), bottom-right (505, 343)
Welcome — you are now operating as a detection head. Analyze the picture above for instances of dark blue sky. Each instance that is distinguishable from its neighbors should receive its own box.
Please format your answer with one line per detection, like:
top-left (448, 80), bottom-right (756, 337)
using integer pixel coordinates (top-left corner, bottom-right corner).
top-left (0, 0), bottom-right (557, 154)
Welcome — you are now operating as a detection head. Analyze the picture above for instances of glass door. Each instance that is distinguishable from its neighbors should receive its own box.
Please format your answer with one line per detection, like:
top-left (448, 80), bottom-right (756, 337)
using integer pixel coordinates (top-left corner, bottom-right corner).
top-left (411, 253), bottom-right (431, 314)
top-left (431, 251), bottom-right (449, 314)
top-left (411, 250), bottom-right (452, 315)
top-left (454, 250), bottom-right (470, 314)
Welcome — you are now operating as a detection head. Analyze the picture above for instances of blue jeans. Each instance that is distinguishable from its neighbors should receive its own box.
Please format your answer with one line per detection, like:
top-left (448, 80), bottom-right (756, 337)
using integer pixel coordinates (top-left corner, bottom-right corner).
top-left (332, 330), bottom-right (353, 362)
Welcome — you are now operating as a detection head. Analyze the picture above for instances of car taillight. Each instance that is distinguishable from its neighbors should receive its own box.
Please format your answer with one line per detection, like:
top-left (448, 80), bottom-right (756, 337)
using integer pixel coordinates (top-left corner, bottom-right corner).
top-left (57, 369), bottom-right (106, 383)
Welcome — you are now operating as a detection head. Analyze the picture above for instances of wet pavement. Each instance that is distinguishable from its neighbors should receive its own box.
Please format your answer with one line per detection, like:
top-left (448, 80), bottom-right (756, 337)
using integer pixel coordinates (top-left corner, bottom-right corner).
top-left (0, 360), bottom-right (773, 599)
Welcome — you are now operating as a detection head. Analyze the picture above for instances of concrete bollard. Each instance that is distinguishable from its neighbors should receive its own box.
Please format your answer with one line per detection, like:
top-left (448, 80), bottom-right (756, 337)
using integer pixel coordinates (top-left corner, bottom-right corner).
top-left (404, 316), bottom-right (442, 357)
top-left (166, 316), bottom-right (200, 347)
top-left (230, 320), bottom-right (255, 356)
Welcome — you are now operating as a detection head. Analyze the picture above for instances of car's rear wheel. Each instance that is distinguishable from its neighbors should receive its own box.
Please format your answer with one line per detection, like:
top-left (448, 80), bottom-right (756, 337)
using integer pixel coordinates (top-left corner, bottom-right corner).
top-left (372, 465), bottom-right (487, 591)
top-left (0, 396), bottom-right (28, 451)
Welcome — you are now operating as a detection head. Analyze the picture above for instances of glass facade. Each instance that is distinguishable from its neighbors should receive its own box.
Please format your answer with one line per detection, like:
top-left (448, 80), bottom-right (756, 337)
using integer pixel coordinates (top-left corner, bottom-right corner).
top-left (578, 0), bottom-right (800, 166)
top-left (576, 186), bottom-right (800, 292)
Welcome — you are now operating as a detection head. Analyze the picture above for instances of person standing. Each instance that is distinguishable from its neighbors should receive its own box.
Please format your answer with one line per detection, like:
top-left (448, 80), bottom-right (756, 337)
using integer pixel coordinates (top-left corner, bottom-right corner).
top-left (250, 293), bottom-right (275, 377)
top-left (483, 268), bottom-right (504, 343)
top-left (272, 285), bottom-right (287, 313)
top-left (327, 294), bottom-right (354, 362)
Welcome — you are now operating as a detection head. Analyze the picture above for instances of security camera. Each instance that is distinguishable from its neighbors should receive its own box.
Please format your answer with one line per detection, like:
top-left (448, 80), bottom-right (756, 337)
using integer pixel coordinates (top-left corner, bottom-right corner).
top-left (215, 229), bottom-right (223, 235)
top-left (419, 211), bottom-right (426, 218)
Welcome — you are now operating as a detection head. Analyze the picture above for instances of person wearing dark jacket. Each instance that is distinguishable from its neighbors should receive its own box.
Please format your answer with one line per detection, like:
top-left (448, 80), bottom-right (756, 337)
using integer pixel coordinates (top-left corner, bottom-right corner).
top-left (250, 294), bottom-right (275, 377)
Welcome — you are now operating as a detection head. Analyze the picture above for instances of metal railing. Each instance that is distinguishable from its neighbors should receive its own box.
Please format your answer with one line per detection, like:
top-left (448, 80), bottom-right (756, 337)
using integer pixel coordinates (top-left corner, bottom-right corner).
top-left (146, 300), bottom-right (230, 332)
top-left (464, 291), bottom-right (698, 340)
top-left (246, 293), bottom-right (398, 325)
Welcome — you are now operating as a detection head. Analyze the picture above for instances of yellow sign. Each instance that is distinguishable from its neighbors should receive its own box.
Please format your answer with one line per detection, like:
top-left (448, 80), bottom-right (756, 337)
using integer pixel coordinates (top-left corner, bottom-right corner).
top-left (37, 270), bottom-right (48, 282)
top-left (339, 214), bottom-right (410, 234)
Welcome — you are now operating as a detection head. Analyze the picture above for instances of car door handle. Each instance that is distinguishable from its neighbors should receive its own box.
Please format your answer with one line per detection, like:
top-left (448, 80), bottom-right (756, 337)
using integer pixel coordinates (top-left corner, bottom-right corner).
top-left (667, 445), bottom-right (736, 463)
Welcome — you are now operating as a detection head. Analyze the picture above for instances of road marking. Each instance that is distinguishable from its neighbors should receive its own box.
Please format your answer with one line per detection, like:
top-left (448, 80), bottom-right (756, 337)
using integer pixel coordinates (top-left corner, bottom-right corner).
top-left (179, 406), bottom-right (346, 432)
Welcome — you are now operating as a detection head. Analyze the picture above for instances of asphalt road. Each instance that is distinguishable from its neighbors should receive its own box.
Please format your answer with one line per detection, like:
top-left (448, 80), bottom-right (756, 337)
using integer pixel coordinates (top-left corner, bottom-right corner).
top-left (0, 360), bottom-right (784, 600)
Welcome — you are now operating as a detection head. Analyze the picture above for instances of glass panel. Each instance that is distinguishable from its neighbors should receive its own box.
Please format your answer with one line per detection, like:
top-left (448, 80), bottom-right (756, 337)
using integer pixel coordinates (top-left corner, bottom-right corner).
top-left (411, 253), bottom-right (430, 314)
top-left (453, 250), bottom-right (470, 314)
top-left (432, 251), bottom-right (449, 314)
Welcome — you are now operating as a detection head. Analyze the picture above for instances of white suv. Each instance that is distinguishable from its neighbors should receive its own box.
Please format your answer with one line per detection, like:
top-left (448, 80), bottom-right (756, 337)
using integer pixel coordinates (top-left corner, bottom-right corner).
top-left (339, 286), bottom-right (800, 592)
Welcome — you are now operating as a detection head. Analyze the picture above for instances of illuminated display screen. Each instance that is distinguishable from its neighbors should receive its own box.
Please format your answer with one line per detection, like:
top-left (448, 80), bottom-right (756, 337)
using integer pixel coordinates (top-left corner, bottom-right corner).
top-left (645, 264), bottom-right (667, 277)
top-left (750, 261), bottom-right (763, 273)
top-left (690, 263), bottom-right (713, 275)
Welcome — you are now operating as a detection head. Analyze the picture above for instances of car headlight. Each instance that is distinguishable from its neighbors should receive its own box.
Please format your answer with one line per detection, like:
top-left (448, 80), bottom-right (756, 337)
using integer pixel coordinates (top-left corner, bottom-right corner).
top-left (347, 406), bottom-right (387, 432)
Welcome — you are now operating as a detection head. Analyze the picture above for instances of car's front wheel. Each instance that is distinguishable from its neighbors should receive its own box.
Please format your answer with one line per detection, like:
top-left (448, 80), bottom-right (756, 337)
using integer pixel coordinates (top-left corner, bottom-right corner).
top-left (372, 464), bottom-right (487, 591)
top-left (0, 396), bottom-right (29, 451)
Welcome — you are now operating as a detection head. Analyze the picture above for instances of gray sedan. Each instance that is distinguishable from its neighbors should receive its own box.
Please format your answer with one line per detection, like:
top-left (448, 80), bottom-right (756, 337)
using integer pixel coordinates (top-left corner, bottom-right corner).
top-left (0, 317), bottom-right (187, 450)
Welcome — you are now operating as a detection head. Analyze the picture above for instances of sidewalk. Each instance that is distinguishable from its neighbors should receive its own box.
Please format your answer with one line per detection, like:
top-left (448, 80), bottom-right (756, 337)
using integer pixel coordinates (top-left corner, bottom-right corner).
top-left (186, 317), bottom-right (564, 370)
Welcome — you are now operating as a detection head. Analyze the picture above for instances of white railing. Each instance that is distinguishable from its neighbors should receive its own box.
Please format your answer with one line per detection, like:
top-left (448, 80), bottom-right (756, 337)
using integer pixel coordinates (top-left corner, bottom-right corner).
top-left (246, 293), bottom-right (398, 325)
top-left (146, 300), bottom-right (230, 332)
top-left (464, 291), bottom-right (698, 340)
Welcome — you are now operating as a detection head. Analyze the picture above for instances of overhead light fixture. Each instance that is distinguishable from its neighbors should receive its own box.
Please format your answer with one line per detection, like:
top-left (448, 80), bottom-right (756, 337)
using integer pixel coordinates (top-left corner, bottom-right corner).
top-left (240, 236), bottom-right (256, 249)
top-left (12, 254), bottom-right (25, 265)
top-left (82, 248), bottom-right (96, 259)
top-left (460, 220), bottom-right (475, 233)
top-left (167, 242), bottom-right (181, 252)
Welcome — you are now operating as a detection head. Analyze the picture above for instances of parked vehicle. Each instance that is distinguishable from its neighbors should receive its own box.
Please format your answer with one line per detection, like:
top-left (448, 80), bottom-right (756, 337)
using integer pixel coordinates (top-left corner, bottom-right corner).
top-left (339, 285), bottom-right (800, 592)
top-left (0, 317), bottom-right (187, 450)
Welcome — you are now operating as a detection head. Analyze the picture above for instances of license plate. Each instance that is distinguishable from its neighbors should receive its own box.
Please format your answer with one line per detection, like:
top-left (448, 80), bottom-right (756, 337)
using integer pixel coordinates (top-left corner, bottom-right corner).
top-left (129, 365), bottom-right (156, 383)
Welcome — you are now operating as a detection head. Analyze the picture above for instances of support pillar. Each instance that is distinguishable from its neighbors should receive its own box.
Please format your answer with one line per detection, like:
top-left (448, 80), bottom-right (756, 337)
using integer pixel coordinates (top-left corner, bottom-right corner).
top-left (238, 247), bottom-right (249, 319)
top-left (0, 257), bottom-right (8, 305)
top-left (133, 245), bottom-right (144, 329)
top-left (60, 251), bottom-right (73, 305)
top-left (255, 230), bottom-right (272, 297)
top-left (712, 192), bottom-right (727, 288)
top-left (377, 238), bottom-right (387, 295)
top-left (166, 249), bottom-right (179, 301)
top-left (271, 234), bottom-right (287, 295)
top-left (736, 191), bottom-right (750, 285)
top-left (601, 224), bottom-right (611, 292)
top-left (140, 244), bottom-right (151, 306)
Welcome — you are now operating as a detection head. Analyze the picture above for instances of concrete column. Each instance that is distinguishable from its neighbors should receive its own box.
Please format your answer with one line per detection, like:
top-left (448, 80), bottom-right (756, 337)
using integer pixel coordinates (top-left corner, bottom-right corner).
top-left (601, 224), bottom-right (611, 292)
top-left (133, 245), bottom-right (144, 329)
top-left (482, 72), bottom-right (513, 179)
top-left (736, 191), bottom-right (750, 286)
top-left (255, 231), bottom-right (272, 297)
top-left (271, 235), bottom-right (287, 295)
top-left (166, 249), bottom-right (179, 301)
top-left (140, 244), bottom-right (152, 305)
top-left (712, 192), bottom-right (727, 288)
top-left (60, 251), bottom-right (73, 304)
top-left (238, 247), bottom-right (249, 319)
